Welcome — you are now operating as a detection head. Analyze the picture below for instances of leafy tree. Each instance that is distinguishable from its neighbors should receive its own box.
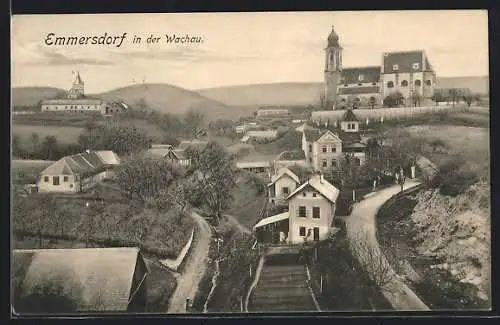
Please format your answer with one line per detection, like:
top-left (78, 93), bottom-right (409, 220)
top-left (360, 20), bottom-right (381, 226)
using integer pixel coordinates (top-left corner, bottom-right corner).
top-left (383, 91), bottom-right (404, 108)
top-left (12, 135), bottom-right (24, 158)
top-left (39, 135), bottom-right (60, 160)
top-left (185, 141), bottom-right (237, 225)
top-left (432, 90), bottom-right (445, 107)
top-left (30, 132), bottom-right (40, 153)
top-left (184, 108), bottom-right (206, 139)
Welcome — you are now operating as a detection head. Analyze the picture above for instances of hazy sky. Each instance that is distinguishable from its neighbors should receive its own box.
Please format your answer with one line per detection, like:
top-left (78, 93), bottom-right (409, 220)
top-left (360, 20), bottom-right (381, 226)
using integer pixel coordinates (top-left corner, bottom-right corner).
top-left (11, 10), bottom-right (489, 93)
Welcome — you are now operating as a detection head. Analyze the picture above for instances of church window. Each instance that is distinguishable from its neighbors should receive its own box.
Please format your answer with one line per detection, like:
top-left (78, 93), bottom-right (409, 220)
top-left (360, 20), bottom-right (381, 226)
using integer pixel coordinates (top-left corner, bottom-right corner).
top-left (392, 64), bottom-right (399, 71)
top-left (401, 80), bottom-right (409, 87)
top-left (413, 62), bottom-right (420, 70)
top-left (358, 74), bottom-right (364, 81)
top-left (426, 80), bottom-right (432, 86)
top-left (387, 81), bottom-right (394, 88)
top-left (415, 79), bottom-right (422, 87)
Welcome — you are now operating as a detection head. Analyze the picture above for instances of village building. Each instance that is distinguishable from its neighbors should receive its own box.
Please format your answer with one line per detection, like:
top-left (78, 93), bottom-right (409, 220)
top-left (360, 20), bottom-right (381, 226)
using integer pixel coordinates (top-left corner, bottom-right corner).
top-left (254, 173), bottom-right (340, 245)
top-left (40, 72), bottom-right (127, 115)
top-left (246, 129), bottom-right (279, 140)
top-left (267, 167), bottom-right (301, 206)
top-left (12, 247), bottom-right (148, 313)
top-left (256, 108), bottom-right (290, 118)
top-left (236, 161), bottom-right (272, 174)
top-left (321, 26), bottom-right (437, 109)
top-left (37, 150), bottom-right (120, 193)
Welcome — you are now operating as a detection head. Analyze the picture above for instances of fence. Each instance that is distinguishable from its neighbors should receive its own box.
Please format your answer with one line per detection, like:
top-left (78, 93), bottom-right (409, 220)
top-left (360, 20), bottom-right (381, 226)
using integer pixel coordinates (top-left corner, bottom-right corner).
top-left (311, 105), bottom-right (481, 123)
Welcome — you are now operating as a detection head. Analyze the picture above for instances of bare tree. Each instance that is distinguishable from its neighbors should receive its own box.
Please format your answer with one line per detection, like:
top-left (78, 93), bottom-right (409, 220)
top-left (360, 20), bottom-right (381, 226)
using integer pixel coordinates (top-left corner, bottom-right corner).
top-left (350, 232), bottom-right (393, 293)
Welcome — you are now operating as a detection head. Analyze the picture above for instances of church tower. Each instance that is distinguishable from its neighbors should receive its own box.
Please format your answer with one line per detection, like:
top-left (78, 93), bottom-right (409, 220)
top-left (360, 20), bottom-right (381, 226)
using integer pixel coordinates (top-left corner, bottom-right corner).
top-left (68, 71), bottom-right (85, 99)
top-left (324, 26), bottom-right (343, 110)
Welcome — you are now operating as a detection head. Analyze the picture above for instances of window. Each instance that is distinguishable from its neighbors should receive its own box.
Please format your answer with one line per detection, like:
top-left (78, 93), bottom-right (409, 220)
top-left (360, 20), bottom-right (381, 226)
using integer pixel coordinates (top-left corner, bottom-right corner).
top-left (322, 146), bottom-right (327, 153)
top-left (426, 80), bottom-right (432, 86)
top-left (53, 176), bottom-right (60, 186)
top-left (341, 98), bottom-right (346, 102)
top-left (298, 206), bottom-right (307, 217)
top-left (331, 159), bottom-right (337, 167)
top-left (387, 81), bottom-right (394, 88)
top-left (372, 82), bottom-right (377, 86)
top-left (299, 227), bottom-right (306, 236)
top-left (64, 176), bottom-right (68, 182)
top-left (313, 193), bottom-right (317, 197)
top-left (313, 207), bottom-right (320, 219)
top-left (282, 187), bottom-right (290, 195)
top-left (44, 176), bottom-right (49, 182)
top-left (358, 74), bottom-right (364, 81)
top-left (351, 123), bottom-right (356, 129)
top-left (413, 62), bottom-right (420, 70)
top-left (344, 84), bottom-right (348, 87)
top-left (401, 80), bottom-right (409, 87)
top-left (358, 83), bottom-right (362, 86)
top-left (309, 144), bottom-right (312, 153)
top-left (415, 79), bottom-right (421, 87)
top-left (309, 157), bottom-right (313, 163)
top-left (354, 157), bottom-right (361, 166)
top-left (332, 147), bottom-right (337, 152)
top-left (322, 160), bottom-right (327, 168)
top-left (302, 192), bottom-right (307, 197)
top-left (392, 64), bottom-right (399, 71)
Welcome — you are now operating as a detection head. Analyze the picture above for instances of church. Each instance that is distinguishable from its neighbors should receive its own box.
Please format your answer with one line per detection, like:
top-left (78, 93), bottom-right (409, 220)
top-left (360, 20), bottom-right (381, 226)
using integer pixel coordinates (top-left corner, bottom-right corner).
top-left (323, 26), bottom-right (438, 109)
top-left (40, 72), bottom-right (124, 115)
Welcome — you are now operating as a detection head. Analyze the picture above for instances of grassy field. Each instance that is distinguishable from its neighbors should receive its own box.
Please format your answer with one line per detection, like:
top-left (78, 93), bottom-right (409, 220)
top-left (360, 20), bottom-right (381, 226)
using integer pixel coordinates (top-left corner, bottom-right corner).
top-left (12, 124), bottom-right (84, 145)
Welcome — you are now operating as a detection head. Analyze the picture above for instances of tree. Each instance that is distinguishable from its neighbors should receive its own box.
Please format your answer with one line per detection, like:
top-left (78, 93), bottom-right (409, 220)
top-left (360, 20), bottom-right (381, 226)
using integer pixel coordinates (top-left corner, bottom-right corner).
top-left (12, 135), bottom-right (24, 158)
top-left (432, 90), bottom-right (444, 107)
top-left (369, 96), bottom-right (376, 110)
top-left (411, 90), bottom-right (422, 107)
top-left (185, 141), bottom-right (237, 225)
top-left (30, 132), bottom-right (40, 153)
top-left (383, 91), bottom-right (404, 108)
top-left (39, 135), bottom-right (60, 160)
top-left (184, 108), bottom-right (206, 139)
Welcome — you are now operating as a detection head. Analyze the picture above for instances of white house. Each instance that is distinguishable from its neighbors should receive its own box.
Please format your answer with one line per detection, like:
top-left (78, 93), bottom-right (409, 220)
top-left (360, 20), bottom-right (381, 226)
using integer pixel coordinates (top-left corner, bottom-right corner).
top-left (247, 130), bottom-right (279, 140)
top-left (37, 150), bottom-right (120, 193)
top-left (253, 173), bottom-right (340, 245)
top-left (267, 168), bottom-right (301, 206)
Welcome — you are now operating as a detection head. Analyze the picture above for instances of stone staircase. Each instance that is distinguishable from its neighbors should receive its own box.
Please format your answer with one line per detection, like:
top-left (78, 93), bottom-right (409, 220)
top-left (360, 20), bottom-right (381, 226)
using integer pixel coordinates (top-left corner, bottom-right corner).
top-left (248, 261), bottom-right (317, 312)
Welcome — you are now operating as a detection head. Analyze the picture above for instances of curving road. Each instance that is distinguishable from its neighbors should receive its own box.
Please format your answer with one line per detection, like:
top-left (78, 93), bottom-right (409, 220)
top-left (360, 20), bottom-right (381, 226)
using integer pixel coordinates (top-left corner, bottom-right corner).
top-left (167, 210), bottom-right (212, 313)
top-left (346, 181), bottom-right (430, 311)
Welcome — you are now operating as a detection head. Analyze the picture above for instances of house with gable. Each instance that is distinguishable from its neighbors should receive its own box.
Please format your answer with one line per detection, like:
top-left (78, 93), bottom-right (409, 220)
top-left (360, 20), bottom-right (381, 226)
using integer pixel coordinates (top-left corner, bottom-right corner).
top-left (254, 173), bottom-right (340, 245)
top-left (302, 109), bottom-right (366, 174)
top-left (37, 150), bottom-right (120, 193)
top-left (267, 167), bottom-right (301, 206)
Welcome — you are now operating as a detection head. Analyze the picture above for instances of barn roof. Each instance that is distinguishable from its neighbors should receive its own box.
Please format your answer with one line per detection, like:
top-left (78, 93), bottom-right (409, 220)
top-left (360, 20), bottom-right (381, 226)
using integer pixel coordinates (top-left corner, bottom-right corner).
top-left (12, 247), bottom-right (145, 313)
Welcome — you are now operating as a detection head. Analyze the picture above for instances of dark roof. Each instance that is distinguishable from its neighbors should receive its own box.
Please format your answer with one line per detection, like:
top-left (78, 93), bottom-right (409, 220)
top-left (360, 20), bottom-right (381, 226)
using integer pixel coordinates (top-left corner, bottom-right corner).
top-left (383, 51), bottom-right (430, 74)
top-left (12, 248), bottom-right (146, 313)
top-left (276, 149), bottom-right (306, 160)
top-left (340, 66), bottom-right (381, 84)
top-left (339, 86), bottom-right (380, 95)
top-left (327, 26), bottom-right (341, 48)
top-left (303, 128), bottom-right (326, 142)
top-left (341, 109), bottom-right (359, 122)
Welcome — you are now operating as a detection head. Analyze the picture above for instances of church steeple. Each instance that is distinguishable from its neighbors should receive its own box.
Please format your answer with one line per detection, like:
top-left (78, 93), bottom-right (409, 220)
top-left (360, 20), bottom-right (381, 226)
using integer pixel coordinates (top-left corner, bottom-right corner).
top-left (327, 25), bottom-right (340, 48)
top-left (323, 25), bottom-right (343, 110)
top-left (68, 70), bottom-right (85, 99)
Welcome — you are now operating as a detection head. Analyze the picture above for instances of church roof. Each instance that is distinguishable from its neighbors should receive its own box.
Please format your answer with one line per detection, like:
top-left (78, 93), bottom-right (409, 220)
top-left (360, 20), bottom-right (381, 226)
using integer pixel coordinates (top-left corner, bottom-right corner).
top-left (340, 66), bottom-right (381, 84)
top-left (383, 50), bottom-right (433, 74)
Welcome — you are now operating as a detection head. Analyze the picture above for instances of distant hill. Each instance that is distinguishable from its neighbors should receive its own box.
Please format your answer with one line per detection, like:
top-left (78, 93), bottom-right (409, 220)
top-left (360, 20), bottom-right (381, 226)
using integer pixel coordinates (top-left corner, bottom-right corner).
top-left (437, 76), bottom-right (489, 94)
top-left (12, 87), bottom-right (67, 107)
top-left (13, 84), bottom-right (254, 121)
top-left (196, 76), bottom-right (489, 107)
top-left (196, 82), bottom-right (324, 107)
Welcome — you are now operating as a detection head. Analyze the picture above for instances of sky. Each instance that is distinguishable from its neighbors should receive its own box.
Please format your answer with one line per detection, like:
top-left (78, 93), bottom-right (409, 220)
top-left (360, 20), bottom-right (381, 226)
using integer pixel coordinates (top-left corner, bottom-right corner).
top-left (11, 10), bottom-right (489, 93)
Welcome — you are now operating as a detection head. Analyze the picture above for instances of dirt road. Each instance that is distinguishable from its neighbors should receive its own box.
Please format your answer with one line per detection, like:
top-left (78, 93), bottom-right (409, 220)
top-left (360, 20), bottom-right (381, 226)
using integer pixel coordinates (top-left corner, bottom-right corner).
top-left (346, 181), bottom-right (430, 311)
top-left (167, 210), bottom-right (212, 313)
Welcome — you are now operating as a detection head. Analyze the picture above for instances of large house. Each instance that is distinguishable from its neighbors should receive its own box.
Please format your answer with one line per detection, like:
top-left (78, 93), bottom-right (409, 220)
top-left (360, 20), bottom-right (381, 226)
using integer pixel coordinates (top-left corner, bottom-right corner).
top-left (12, 247), bottom-right (148, 314)
top-left (37, 150), bottom-right (120, 193)
top-left (302, 109), bottom-right (365, 174)
top-left (254, 173), bottom-right (339, 245)
top-left (267, 167), bottom-right (301, 206)
top-left (322, 26), bottom-right (437, 108)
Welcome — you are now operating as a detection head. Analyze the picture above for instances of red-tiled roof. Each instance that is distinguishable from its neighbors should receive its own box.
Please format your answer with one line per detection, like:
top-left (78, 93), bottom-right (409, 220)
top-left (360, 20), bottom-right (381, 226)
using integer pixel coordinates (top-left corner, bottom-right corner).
top-left (340, 66), bottom-right (381, 84)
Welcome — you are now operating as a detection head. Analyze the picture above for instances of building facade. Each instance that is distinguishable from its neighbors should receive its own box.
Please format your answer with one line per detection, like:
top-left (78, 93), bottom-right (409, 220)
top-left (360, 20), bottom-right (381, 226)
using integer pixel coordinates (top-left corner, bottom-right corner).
top-left (324, 27), bottom-right (437, 108)
top-left (267, 168), bottom-right (301, 206)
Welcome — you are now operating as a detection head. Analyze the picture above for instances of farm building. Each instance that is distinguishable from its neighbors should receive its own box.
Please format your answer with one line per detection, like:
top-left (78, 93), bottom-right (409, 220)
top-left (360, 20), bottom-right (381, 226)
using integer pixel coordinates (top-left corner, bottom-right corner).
top-left (236, 161), bottom-right (272, 174)
top-left (254, 173), bottom-right (340, 245)
top-left (37, 150), bottom-right (121, 193)
top-left (12, 247), bottom-right (148, 314)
